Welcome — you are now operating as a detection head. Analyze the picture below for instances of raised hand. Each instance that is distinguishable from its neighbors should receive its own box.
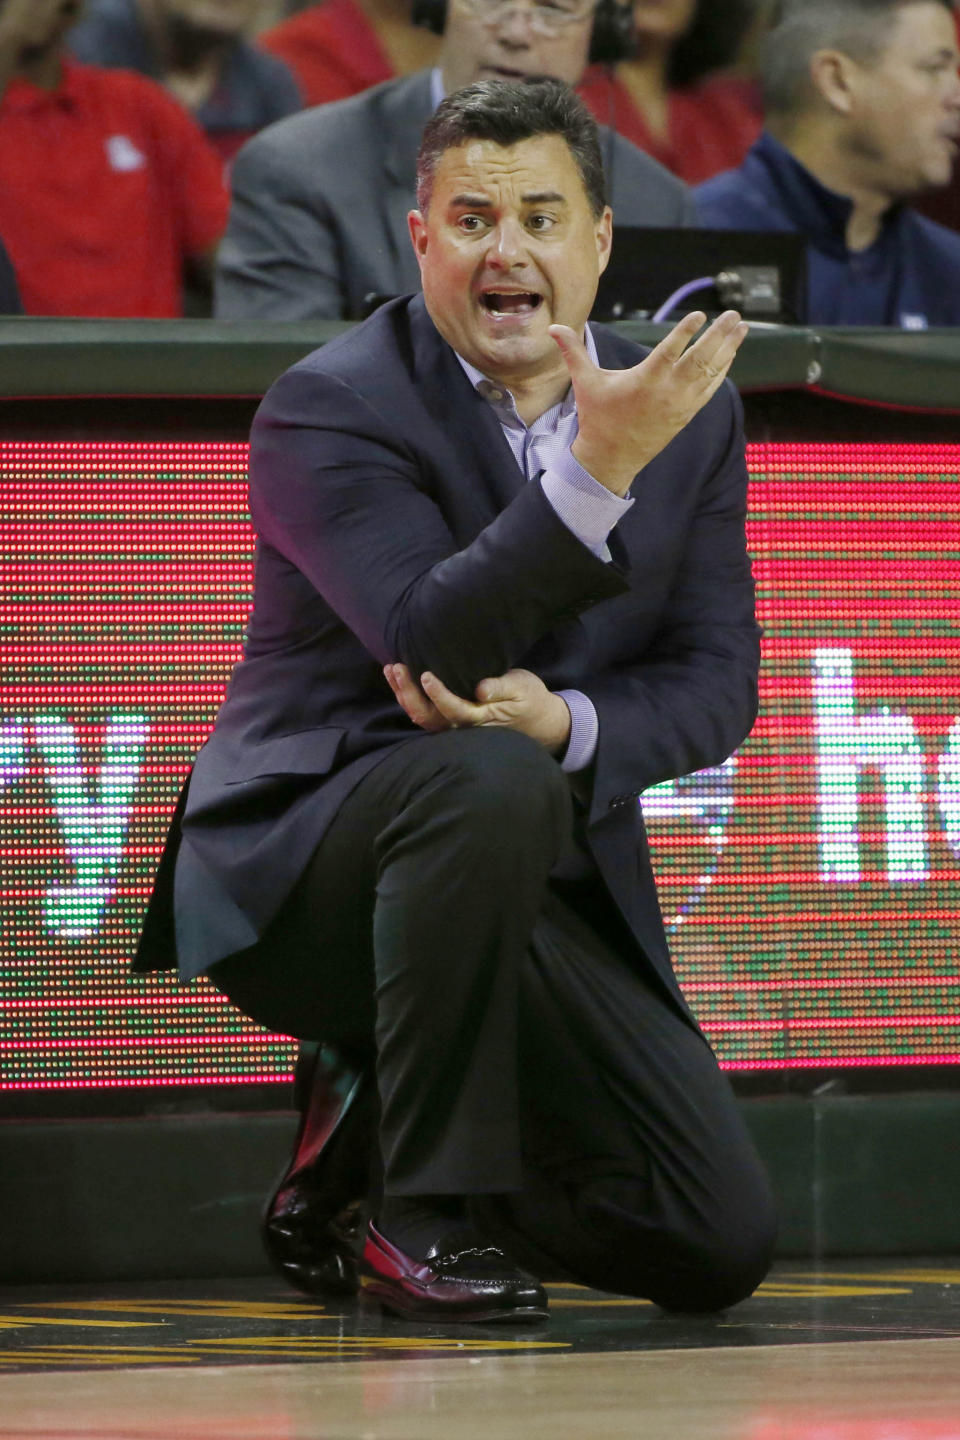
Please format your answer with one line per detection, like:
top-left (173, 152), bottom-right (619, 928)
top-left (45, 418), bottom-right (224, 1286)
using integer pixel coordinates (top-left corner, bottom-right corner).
top-left (549, 309), bottom-right (749, 496)
top-left (384, 664), bottom-right (571, 755)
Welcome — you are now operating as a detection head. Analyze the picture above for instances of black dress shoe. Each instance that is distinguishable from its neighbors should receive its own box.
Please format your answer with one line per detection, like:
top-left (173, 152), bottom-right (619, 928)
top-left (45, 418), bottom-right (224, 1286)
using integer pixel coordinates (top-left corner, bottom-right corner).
top-left (360, 1221), bottom-right (549, 1323)
top-left (262, 1044), bottom-right (376, 1296)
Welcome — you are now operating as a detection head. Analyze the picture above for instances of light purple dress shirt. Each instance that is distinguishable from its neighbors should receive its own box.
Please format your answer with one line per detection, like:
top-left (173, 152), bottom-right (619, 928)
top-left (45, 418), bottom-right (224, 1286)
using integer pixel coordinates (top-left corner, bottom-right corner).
top-left (455, 331), bottom-right (635, 773)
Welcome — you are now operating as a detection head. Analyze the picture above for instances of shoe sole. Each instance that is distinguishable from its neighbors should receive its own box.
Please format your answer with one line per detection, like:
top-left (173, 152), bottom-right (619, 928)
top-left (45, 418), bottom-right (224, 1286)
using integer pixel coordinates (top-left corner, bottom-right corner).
top-left (360, 1279), bottom-right (548, 1324)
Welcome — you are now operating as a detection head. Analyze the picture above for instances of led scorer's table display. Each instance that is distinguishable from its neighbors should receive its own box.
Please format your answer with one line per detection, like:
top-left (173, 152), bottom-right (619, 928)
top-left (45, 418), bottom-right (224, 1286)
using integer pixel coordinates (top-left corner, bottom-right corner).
top-left (1, 440), bottom-right (958, 1090)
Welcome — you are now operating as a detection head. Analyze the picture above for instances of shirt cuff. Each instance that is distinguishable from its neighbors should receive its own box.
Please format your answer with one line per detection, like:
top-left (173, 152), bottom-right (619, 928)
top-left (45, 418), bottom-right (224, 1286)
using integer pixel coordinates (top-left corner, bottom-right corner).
top-left (556, 689), bottom-right (599, 773)
top-left (540, 460), bottom-right (634, 561)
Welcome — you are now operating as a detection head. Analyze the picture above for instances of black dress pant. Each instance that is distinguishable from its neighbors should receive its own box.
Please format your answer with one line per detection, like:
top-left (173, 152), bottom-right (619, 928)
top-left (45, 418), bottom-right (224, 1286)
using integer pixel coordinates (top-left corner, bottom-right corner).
top-left (212, 727), bottom-right (777, 1311)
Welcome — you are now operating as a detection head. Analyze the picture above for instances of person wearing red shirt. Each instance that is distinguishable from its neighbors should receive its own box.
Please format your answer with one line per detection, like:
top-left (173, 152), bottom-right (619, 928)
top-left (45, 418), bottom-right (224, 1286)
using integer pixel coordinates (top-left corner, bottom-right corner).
top-left (258, 0), bottom-right (440, 107)
top-left (577, 0), bottom-right (763, 185)
top-left (0, 0), bottom-right (229, 316)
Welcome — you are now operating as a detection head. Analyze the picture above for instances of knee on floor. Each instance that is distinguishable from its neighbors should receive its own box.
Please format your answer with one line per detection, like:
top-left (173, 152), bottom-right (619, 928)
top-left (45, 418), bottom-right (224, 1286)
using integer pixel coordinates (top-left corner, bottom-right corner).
top-left (651, 1226), bottom-right (777, 1314)
top-left (589, 1177), bottom-right (778, 1314)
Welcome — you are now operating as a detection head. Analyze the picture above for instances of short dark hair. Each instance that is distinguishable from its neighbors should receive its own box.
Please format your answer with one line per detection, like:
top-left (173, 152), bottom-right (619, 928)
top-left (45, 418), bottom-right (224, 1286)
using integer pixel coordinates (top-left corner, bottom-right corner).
top-left (761, 0), bottom-right (957, 115)
top-left (416, 77), bottom-right (607, 218)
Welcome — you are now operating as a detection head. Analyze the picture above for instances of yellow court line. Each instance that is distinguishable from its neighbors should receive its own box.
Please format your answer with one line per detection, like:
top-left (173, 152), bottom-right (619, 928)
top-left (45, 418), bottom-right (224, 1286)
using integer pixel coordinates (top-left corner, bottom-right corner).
top-left (17, 1300), bottom-right (321, 1320)
top-left (0, 1353), bottom-right (199, 1368)
top-left (0, 1335), bottom-right (571, 1368)
top-left (0, 1316), bottom-right (158, 1329)
top-left (748, 1296), bottom-right (915, 1307)
top-left (546, 1284), bottom-right (913, 1305)
top-left (0, 1348), bottom-right (198, 1358)
top-left (783, 1270), bottom-right (960, 1285)
top-left (186, 1335), bottom-right (568, 1350)
top-left (0, 1347), bottom-right (201, 1360)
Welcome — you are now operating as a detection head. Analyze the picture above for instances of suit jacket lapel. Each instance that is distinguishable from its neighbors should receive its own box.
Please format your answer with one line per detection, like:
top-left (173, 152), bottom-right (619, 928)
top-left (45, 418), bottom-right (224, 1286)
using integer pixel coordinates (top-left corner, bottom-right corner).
top-left (408, 296), bottom-right (528, 517)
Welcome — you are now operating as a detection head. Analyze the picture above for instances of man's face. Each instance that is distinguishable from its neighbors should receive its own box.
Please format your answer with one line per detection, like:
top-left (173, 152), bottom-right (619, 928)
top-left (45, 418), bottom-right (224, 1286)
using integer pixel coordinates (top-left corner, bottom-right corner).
top-left (440, 0), bottom-right (595, 94)
top-left (408, 134), bottom-right (612, 385)
top-left (842, 1), bottom-right (960, 196)
top-left (157, 0), bottom-right (263, 36)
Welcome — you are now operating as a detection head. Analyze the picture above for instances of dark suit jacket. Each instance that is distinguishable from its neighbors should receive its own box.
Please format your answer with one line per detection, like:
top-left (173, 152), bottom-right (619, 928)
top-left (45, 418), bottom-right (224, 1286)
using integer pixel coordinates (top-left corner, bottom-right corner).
top-left (214, 68), bottom-right (697, 321)
top-left (136, 295), bottom-right (759, 1022)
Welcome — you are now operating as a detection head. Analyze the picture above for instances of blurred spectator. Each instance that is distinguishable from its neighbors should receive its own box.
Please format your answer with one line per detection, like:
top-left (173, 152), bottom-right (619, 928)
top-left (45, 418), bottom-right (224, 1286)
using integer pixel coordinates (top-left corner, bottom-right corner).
top-left (578, 0), bottom-right (763, 184)
top-left (695, 0), bottom-right (960, 327)
top-left (913, 3), bottom-right (960, 231)
top-left (69, 0), bottom-right (302, 163)
top-left (257, 0), bottom-right (441, 106)
top-left (217, 0), bottom-right (696, 319)
top-left (253, 0), bottom-right (314, 23)
top-left (0, 0), bottom-right (229, 316)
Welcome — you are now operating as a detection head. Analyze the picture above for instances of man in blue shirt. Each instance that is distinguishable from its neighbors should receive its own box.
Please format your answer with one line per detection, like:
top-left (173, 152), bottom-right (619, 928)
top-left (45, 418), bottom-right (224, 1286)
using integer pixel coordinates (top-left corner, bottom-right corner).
top-left (695, 0), bottom-right (960, 328)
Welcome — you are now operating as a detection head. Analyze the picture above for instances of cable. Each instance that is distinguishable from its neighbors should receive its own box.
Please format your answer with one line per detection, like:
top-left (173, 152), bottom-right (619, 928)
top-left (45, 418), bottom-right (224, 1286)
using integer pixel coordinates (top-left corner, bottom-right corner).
top-left (652, 276), bottom-right (716, 323)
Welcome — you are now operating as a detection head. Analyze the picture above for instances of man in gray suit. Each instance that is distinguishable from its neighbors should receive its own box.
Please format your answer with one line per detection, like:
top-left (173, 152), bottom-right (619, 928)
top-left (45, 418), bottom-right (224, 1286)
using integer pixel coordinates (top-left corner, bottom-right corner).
top-left (214, 0), bottom-right (697, 319)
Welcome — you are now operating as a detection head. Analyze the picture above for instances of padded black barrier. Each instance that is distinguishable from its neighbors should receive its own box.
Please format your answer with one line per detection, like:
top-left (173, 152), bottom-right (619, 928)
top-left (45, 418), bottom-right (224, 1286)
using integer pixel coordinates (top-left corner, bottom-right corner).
top-left (3, 1094), bottom-right (960, 1281)
top-left (0, 318), bottom-right (818, 401)
top-left (2, 318), bottom-right (960, 411)
top-left (816, 327), bottom-right (960, 412)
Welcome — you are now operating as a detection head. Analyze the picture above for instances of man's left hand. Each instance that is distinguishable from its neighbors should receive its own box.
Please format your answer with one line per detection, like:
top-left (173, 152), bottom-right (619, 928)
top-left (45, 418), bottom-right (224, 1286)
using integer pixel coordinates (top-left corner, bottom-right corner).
top-left (384, 664), bottom-right (571, 755)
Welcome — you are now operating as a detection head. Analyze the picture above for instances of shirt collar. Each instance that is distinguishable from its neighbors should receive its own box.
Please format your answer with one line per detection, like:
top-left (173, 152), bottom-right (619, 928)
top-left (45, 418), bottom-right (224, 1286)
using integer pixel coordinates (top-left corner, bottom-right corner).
top-left (753, 130), bottom-right (902, 259)
top-left (455, 325), bottom-right (599, 428)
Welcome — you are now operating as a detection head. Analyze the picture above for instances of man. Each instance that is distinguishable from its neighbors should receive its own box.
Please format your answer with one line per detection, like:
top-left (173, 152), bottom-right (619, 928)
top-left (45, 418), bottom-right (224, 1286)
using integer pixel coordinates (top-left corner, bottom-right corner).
top-left (0, 0), bottom-right (228, 316)
top-left (214, 0), bottom-right (695, 320)
top-left (140, 78), bottom-right (776, 1323)
top-left (68, 0), bottom-right (302, 163)
top-left (695, 0), bottom-right (960, 328)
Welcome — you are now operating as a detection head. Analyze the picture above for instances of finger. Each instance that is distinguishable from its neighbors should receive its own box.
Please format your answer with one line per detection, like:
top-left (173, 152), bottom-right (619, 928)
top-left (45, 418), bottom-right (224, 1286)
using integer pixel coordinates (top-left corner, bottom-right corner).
top-left (475, 669), bottom-right (533, 704)
top-left (702, 319), bottom-right (749, 383)
top-left (548, 324), bottom-right (595, 384)
top-left (648, 310), bottom-right (708, 368)
top-left (680, 311), bottom-right (745, 379)
top-left (421, 671), bottom-right (487, 726)
top-left (383, 663), bottom-right (401, 696)
top-left (392, 665), bottom-right (432, 719)
top-left (475, 674), bottom-right (508, 704)
top-left (387, 663), bottom-right (446, 729)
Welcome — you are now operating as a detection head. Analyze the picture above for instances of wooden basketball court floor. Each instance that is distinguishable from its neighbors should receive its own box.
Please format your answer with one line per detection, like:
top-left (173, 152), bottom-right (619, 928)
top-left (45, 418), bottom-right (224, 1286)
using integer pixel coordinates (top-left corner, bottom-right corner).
top-left (2, 1259), bottom-right (960, 1439)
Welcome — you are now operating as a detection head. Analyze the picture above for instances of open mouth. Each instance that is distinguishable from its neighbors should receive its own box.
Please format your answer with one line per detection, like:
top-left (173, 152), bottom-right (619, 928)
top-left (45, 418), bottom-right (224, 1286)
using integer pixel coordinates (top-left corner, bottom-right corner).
top-left (480, 293), bottom-right (542, 315)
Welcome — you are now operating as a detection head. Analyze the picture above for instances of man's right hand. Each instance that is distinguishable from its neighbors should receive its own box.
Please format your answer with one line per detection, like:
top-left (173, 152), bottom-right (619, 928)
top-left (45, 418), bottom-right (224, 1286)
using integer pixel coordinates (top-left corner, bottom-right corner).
top-left (549, 310), bottom-right (749, 497)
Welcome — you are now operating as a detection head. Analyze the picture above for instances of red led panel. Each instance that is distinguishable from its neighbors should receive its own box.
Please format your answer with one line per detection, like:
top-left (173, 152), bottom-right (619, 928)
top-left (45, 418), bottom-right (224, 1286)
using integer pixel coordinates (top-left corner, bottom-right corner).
top-left (0, 439), bottom-right (958, 1091)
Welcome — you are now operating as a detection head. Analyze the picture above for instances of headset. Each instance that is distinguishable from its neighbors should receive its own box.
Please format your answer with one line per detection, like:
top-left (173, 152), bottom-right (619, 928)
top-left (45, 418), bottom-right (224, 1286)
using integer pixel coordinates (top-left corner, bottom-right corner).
top-left (410, 0), bottom-right (636, 66)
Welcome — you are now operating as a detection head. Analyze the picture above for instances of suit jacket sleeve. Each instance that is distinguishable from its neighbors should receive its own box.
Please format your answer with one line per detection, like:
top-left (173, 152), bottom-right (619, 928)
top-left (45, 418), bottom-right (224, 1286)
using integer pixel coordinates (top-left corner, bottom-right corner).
top-left (214, 129), bottom-right (346, 320)
top-left (248, 363), bottom-right (628, 698)
top-left (582, 384), bottom-right (760, 822)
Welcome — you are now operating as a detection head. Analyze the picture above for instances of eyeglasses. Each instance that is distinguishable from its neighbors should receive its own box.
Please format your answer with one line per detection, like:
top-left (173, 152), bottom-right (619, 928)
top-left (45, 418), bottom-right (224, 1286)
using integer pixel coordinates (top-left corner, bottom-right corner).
top-left (457, 0), bottom-right (597, 34)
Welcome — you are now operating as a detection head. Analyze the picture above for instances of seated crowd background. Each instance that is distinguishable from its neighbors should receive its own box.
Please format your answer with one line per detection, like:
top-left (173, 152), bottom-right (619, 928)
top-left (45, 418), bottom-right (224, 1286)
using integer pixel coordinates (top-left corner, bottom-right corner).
top-left (0, 0), bottom-right (959, 321)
